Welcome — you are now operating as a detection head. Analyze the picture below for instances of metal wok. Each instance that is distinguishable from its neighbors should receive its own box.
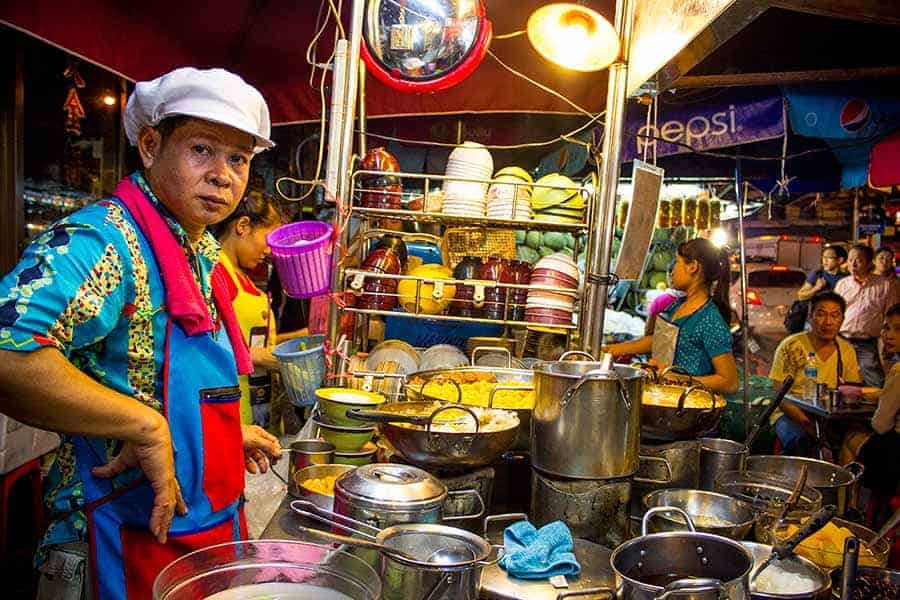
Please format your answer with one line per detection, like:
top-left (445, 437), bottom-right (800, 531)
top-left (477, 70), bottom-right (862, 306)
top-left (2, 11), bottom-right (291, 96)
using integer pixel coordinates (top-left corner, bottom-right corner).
top-left (637, 366), bottom-right (726, 441)
top-left (348, 401), bottom-right (519, 469)
top-left (404, 354), bottom-right (534, 450)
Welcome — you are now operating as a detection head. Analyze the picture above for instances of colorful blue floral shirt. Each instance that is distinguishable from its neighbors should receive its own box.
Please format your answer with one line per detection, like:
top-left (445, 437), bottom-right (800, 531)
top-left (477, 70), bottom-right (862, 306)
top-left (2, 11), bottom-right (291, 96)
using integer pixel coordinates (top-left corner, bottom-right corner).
top-left (0, 172), bottom-right (221, 559)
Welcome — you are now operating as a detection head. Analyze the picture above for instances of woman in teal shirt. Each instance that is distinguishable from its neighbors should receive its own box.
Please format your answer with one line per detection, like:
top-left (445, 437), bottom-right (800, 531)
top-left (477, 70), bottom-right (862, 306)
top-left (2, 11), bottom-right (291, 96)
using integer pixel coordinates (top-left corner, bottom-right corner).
top-left (606, 238), bottom-right (739, 394)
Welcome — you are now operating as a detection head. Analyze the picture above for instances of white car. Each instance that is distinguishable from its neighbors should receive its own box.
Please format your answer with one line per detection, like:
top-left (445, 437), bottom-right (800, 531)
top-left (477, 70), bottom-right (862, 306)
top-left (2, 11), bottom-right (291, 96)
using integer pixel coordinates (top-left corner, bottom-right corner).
top-left (729, 263), bottom-right (807, 336)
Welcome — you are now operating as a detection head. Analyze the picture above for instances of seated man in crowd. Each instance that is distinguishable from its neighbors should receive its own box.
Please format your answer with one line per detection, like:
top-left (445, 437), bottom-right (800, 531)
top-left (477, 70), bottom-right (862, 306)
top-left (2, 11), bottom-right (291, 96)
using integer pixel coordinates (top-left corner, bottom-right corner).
top-left (769, 292), bottom-right (861, 456)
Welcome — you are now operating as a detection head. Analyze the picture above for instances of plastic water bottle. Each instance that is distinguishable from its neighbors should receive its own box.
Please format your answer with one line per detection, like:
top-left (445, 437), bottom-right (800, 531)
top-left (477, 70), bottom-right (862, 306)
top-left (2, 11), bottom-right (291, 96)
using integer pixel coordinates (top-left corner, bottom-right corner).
top-left (803, 352), bottom-right (818, 401)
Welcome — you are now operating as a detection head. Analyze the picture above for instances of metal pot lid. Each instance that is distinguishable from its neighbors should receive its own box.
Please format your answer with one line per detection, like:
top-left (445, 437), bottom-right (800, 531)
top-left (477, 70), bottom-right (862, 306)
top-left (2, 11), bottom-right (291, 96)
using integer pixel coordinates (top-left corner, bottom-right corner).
top-left (535, 361), bottom-right (644, 380)
top-left (335, 463), bottom-right (446, 507)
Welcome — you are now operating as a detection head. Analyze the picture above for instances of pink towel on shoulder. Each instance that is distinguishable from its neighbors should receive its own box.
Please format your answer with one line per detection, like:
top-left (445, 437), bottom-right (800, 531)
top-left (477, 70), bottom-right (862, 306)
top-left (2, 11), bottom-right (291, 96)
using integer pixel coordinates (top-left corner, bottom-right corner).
top-left (114, 177), bottom-right (253, 375)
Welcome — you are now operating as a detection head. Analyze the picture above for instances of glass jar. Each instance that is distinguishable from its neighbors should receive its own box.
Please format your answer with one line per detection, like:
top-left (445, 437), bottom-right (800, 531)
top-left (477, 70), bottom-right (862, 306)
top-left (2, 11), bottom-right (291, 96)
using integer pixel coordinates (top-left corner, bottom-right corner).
top-left (670, 197), bottom-right (683, 227)
top-left (710, 199), bottom-right (721, 228)
top-left (683, 197), bottom-right (697, 228)
top-left (617, 200), bottom-right (630, 229)
top-left (657, 199), bottom-right (671, 228)
top-left (695, 198), bottom-right (710, 230)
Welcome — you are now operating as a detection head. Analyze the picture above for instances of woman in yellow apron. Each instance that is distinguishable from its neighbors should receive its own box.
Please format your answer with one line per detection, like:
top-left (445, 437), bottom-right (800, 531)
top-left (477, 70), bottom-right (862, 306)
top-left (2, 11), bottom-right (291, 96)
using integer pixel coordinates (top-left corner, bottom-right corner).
top-left (605, 238), bottom-right (739, 394)
top-left (214, 192), bottom-right (305, 432)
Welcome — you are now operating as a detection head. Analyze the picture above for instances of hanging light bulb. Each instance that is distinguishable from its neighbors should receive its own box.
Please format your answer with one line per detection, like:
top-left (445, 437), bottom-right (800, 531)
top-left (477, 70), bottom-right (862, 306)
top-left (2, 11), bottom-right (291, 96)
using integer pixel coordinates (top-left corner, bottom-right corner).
top-left (527, 3), bottom-right (619, 72)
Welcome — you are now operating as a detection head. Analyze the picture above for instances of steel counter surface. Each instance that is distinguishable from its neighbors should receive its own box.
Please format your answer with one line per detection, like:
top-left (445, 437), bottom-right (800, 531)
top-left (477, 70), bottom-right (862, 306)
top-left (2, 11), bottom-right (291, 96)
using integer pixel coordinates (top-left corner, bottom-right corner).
top-left (480, 538), bottom-right (614, 600)
top-left (261, 495), bottom-right (616, 600)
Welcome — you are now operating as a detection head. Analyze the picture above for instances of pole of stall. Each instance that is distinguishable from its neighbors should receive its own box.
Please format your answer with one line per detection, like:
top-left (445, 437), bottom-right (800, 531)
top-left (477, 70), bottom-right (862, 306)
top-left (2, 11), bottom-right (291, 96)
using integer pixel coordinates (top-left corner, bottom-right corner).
top-left (325, 0), bottom-right (366, 378)
top-left (580, 0), bottom-right (635, 355)
top-left (358, 59), bottom-right (367, 155)
top-left (735, 161), bottom-right (751, 438)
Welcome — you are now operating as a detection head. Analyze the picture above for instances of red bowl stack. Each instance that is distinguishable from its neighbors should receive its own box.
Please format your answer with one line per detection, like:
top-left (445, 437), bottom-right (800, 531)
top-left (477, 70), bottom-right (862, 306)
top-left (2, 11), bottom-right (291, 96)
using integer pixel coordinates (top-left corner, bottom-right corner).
top-left (525, 253), bottom-right (579, 326)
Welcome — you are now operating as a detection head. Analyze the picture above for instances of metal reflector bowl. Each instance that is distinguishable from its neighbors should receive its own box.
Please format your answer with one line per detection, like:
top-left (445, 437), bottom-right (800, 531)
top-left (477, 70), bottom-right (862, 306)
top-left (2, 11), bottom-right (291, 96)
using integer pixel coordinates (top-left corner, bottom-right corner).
top-left (153, 540), bottom-right (381, 600)
top-left (361, 0), bottom-right (492, 92)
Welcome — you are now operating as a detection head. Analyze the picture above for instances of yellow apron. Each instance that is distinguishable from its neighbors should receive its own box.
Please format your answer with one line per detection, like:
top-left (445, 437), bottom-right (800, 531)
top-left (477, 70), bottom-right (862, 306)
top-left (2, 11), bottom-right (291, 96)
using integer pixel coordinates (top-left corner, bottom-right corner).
top-left (219, 254), bottom-right (276, 425)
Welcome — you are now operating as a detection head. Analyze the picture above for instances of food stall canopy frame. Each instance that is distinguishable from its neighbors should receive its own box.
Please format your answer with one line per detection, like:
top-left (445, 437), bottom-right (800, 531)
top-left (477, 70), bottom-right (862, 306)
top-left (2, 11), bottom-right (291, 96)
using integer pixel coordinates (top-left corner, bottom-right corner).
top-left (0, 0), bottom-right (613, 125)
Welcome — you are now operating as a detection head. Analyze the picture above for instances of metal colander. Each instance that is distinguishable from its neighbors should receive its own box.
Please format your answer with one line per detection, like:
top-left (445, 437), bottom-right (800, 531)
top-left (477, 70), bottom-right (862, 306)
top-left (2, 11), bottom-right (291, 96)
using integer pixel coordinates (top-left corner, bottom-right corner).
top-left (379, 524), bottom-right (491, 568)
top-left (442, 227), bottom-right (516, 269)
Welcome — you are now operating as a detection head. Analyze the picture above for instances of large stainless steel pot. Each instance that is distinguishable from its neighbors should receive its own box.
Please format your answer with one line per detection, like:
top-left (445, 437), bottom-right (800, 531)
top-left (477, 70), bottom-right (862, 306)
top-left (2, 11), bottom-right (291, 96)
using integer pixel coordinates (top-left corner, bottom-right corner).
top-left (532, 357), bottom-right (644, 479)
top-left (741, 541), bottom-right (831, 600)
top-left (745, 456), bottom-right (864, 516)
top-left (333, 463), bottom-right (484, 530)
top-left (612, 507), bottom-right (753, 599)
top-left (643, 489), bottom-right (756, 540)
top-left (291, 501), bottom-right (502, 600)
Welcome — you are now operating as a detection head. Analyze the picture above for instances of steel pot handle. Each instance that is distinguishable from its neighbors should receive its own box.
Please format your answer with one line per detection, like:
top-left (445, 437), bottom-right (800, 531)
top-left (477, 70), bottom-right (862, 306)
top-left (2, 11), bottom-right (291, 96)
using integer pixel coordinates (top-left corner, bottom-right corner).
top-left (641, 506), bottom-right (696, 536)
top-left (472, 346), bottom-right (512, 368)
top-left (427, 404), bottom-right (480, 433)
top-left (842, 461), bottom-right (865, 484)
top-left (654, 578), bottom-right (725, 600)
top-left (556, 588), bottom-right (615, 599)
top-left (561, 369), bottom-right (612, 408)
top-left (477, 544), bottom-right (507, 568)
top-left (290, 499), bottom-right (380, 540)
top-left (673, 385), bottom-right (709, 415)
top-left (482, 512), bottom-right (529, 537)
top-left (631, 362), bottom-right (660, 383)
top-left (633, 455), bottom-right (673, 485)
top-left (559, 350), bottom-right (596, 362)
top-left (660, 365), bottom-right (695, 385)
top-left (420, 376), bottom-right (463, 404)
top-left (487, 383), bottom-right (532, 409)
top-left (443, 489), bottom-right (486, 521)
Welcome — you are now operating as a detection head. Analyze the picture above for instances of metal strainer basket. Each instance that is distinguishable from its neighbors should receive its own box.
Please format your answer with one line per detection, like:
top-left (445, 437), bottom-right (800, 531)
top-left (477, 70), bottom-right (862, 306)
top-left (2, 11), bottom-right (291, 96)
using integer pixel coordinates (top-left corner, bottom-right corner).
top-left (442, 227), bottom-right (516, 269)
top-left (714, 469), bottom-right (823, 516)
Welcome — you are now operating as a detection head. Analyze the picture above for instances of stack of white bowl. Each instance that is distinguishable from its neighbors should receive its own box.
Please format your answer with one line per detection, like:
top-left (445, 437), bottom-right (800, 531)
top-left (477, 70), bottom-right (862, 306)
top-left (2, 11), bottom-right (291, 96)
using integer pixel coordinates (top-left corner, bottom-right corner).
top-left (486, 166), bottom-right (533, 221)
top-left (443, 142), bottom-right (493, 217)
top-left (525, 253), bottom-right (580, 326)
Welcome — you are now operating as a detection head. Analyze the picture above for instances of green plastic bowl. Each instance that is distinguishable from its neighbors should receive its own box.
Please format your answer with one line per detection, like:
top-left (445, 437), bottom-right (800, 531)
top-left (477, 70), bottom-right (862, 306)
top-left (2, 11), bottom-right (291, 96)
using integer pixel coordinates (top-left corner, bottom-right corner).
top-left (315, 387), bottom-right (386, 426)
top-left (313, 415), bottom-right (375, 452)
top-left (333, 444), bottom-right (377, 467)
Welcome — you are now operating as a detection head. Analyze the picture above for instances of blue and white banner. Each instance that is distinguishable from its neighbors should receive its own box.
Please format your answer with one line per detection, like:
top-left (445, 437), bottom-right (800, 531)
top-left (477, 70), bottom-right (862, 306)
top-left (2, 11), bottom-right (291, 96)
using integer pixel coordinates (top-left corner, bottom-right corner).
top-left (620, 93), bottom-right (785, 162)
top-left (783, 84), bottom-right (900, 188)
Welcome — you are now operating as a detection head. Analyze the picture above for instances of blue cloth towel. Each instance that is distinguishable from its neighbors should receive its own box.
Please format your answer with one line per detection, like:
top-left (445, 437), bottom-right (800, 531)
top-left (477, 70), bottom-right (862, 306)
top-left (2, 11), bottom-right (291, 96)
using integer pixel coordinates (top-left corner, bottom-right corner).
top-left (498, 519), bottom-right (581, 580)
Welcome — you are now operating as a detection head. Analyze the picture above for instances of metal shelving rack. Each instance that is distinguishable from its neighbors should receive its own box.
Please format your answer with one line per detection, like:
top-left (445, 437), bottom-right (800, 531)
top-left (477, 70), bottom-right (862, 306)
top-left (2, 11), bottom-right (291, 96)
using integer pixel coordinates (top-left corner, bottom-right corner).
top-left (335, 169), bottom-right (592, 355)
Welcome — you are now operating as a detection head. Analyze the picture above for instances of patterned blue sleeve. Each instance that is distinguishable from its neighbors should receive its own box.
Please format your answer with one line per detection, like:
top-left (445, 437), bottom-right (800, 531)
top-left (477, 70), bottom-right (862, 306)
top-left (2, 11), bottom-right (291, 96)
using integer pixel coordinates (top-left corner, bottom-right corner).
top-left (0, 204), bottom-right (130, 357)
top-left (701, 306), bottom-right (733, 360)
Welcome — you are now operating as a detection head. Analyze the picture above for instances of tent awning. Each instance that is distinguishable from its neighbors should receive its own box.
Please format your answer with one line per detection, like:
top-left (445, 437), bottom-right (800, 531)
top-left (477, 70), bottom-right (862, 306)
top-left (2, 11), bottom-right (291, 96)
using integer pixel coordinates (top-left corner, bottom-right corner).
top-left (1, 0), bottom-right (613, 125)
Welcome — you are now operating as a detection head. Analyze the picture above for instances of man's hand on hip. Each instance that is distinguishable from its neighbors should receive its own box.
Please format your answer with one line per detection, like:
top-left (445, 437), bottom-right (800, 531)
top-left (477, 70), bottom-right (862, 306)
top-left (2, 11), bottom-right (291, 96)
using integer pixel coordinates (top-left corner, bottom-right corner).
top-left (91, 414), bottom-right (188, 544)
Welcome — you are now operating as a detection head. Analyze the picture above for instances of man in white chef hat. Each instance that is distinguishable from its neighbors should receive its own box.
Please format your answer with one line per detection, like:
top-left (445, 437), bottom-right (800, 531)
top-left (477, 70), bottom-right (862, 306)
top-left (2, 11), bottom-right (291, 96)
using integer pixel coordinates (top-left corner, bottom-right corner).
top-left (0, 67), bottom-right (282, 600)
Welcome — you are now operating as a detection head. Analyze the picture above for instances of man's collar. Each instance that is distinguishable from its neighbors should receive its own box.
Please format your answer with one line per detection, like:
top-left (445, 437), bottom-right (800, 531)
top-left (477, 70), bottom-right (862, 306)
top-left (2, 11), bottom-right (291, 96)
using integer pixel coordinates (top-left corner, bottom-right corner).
top-left (130, 171), bottom-right (220, 263)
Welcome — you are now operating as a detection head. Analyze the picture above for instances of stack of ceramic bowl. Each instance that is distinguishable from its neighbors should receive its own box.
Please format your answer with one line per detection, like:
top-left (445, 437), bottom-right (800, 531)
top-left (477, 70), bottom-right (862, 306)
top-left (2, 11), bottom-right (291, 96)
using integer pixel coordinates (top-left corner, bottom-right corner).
top-left (525, 253), bottom-right (579, 326)
top-left (531, 173), bottom-right (586, 225)
top-left (312, 388), bottom-right (381, 453)
top-left (443, 141), bottom-right (493, 217)
top-left (359, 147), bottom-right (402, 210)
top-left (486, 166), bottom-right (533, 221)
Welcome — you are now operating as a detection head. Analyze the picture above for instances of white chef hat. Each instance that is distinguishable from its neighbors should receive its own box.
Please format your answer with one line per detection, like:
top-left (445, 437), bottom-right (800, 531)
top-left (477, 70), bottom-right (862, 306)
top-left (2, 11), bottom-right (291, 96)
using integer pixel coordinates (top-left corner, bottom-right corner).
top-left (124, 67), bottom-right (274, 153)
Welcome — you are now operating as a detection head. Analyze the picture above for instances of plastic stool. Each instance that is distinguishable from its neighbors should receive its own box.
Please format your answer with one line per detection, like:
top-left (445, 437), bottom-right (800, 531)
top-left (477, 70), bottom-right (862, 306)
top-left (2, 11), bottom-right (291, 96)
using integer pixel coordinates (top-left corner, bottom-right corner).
top-left (0, 457), bottom-right (43, 557)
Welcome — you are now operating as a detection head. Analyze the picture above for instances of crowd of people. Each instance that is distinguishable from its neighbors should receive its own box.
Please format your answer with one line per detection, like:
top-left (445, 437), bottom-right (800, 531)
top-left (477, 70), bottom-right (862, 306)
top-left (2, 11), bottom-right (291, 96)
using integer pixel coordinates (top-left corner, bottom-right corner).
top-left (771, 243), bottom-right (899, 524)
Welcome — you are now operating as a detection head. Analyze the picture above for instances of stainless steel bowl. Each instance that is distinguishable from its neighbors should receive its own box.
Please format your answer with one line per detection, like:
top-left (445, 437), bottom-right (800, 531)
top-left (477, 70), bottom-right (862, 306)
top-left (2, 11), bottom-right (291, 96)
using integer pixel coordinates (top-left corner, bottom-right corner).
top-left (643, 488), bottom-right (756, 540)
top-left (292, 464), bottom-right (356, 511)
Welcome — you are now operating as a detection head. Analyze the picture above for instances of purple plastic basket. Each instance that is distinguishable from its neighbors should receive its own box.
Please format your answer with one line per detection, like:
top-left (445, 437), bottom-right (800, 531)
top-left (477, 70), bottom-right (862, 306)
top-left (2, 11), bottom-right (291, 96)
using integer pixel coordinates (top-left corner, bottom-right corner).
top-left (267, 221), bottom-right (333, 299)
